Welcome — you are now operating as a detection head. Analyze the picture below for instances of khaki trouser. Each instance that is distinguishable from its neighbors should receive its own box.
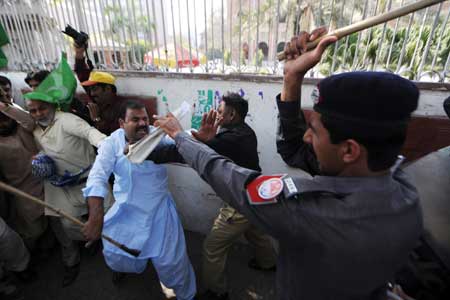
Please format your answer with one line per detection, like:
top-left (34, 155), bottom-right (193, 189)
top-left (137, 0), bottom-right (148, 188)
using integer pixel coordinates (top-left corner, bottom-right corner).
top-left (202, 204), bottom-right (276, 293)
top-left (12, 210), bottom-right (47, 250)
top-left (49, 216), bottom-right (86, 267)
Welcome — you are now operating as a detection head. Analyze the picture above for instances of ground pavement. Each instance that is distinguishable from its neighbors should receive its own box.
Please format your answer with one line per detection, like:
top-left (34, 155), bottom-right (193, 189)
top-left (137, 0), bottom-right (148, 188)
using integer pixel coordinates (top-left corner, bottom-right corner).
top-left (21, 230), bottom-right (276, 300)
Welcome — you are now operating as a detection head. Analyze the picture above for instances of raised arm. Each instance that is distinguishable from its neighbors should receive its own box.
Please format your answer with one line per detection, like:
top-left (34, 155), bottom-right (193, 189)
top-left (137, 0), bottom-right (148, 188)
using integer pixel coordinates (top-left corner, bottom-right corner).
top-left (73, 43), bottom-right (92, 85)
top-left (276, 96), bottom-right (319, 174)
top-left (276, 28), bottom-right (337, 175)
top-left (0, 102), bottom-right (35, 132)
top-left (62, 113), bottom-right (106, 147)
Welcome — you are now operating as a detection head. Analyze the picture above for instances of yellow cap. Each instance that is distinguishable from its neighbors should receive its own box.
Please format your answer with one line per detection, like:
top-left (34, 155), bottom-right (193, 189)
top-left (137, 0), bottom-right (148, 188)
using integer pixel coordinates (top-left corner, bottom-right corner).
top-left (81, 71), bottom-right (116, 86)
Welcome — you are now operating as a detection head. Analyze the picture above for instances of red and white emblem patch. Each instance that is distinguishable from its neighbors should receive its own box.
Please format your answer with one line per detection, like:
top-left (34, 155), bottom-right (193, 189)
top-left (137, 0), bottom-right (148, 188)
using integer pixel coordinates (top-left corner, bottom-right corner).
top-left (258, 178), bottom-right (283, 199)
top-left (246, 174), bottom-right (286, 205)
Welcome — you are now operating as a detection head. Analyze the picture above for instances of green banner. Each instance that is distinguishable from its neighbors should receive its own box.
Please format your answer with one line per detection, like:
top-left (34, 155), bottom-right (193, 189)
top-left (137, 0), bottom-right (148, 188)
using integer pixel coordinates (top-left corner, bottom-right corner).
top-left (0, 23), bottom-right (9, 68)
top-left (24, 54), bottom-right (77, 111)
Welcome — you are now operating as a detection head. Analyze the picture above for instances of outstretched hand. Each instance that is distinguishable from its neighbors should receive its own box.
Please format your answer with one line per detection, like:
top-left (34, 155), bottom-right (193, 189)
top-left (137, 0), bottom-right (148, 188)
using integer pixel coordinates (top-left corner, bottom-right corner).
top-left (191, 109), bottom-right (223, 142)
top-left (153, 112), bottom-right (184, 139)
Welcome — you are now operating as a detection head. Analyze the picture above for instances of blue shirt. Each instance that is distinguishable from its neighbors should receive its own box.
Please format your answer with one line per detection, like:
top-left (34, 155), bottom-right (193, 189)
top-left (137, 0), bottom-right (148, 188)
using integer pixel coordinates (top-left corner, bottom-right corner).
top-left (83, 127), bottom-right (180, 258)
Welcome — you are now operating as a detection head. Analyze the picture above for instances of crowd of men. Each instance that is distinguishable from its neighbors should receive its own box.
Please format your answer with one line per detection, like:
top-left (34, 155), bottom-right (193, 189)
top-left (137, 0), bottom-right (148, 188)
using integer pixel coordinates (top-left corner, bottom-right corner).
top-left (0, 27), bottom-right (444, 300)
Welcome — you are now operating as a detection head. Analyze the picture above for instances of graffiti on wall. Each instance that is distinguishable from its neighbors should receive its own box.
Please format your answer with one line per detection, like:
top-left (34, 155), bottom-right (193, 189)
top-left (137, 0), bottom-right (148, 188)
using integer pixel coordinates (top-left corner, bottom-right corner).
top-left (191, 89), bottom-right (215, 129)
top-left (157, 89), bottom-right (170, 114)
top-left (155, 87), bottom-right (254, 130)
top-left (258, 91), bottom-right (264, 101)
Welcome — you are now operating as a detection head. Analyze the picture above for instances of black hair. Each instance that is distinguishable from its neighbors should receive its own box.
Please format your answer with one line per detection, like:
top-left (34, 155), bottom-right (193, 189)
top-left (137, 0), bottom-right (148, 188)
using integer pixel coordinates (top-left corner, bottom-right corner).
top-left (222, 93), bottom-right (249, 121)
top-left (320, 115), bottom-right (408, 172)
top-left (0, 75), bottom-right (11, 87)
top-left (277, 42), bottom-right (286, 53)
top-left (119, 100), bottom-right (146, 119)
top-left (257, 42), bottom-right (269, 58)
top-left (24, 70), bottom-right (50, 85)
top-left (96, 82), bottom-right (117, 94)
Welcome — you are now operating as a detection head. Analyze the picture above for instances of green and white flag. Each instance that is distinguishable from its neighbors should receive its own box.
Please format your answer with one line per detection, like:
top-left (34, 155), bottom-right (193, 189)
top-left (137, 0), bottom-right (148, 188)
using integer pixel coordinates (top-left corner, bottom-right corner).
top-left (0, 23), bottom-right (9, 68)
top-left (24, 53), bottom-right (77, 111)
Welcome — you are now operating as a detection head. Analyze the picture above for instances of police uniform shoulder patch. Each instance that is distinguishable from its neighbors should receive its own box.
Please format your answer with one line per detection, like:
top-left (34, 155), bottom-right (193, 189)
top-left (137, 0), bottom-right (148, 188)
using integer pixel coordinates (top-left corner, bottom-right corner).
top-left (246, 174), bottom-right (286, 205)
top-left (282, 176), bottom-right (299, 198)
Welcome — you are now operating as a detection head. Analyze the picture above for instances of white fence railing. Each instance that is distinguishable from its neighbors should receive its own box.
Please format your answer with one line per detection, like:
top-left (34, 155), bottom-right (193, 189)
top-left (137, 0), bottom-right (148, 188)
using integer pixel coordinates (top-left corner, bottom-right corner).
top-left (0, 0), bottom-right (449, 82)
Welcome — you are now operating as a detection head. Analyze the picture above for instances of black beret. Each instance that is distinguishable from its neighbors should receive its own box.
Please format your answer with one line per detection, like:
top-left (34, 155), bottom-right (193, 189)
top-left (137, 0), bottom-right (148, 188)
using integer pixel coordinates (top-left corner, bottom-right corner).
top-left (313, 72), bottom-right (419, 125)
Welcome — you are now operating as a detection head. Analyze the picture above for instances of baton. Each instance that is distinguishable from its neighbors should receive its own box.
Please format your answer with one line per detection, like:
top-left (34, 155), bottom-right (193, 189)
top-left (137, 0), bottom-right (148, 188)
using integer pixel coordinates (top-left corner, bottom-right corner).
top-left (0, 181), bottom-right (141, 257)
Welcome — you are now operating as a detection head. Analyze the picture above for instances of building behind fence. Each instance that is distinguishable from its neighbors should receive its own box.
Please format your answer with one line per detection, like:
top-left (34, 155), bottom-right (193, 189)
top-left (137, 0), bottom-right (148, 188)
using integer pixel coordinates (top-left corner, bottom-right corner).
top-left (0, 0), bottom-right (449, 82)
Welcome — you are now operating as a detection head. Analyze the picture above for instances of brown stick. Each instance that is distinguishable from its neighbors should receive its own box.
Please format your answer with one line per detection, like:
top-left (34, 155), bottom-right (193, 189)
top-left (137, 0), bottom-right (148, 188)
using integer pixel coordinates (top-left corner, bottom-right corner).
top-left (0, 181), bottom-right (141, 257)
top-left (277, 0), bottom-right (445, 61)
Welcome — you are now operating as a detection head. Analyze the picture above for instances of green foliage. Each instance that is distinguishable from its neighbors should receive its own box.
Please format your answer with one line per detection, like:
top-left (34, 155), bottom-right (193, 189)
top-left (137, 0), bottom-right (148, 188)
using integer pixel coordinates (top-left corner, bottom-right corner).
top-left (224, 50), bottom-right (231, 66)
top-left (320, 18), bottom-right (450, 79)
top-left (103, 3), bottom-right (155, 49)
top-left (206, 49), bottom-right (223, 60)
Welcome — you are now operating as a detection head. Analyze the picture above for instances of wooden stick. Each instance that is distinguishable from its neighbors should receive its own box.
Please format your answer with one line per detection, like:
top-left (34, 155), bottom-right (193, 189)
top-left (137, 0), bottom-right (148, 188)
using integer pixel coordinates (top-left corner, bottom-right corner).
top-left (277, 0), bottom-right (445, 61)
top-left (0, 181), bottom-right (141, 257)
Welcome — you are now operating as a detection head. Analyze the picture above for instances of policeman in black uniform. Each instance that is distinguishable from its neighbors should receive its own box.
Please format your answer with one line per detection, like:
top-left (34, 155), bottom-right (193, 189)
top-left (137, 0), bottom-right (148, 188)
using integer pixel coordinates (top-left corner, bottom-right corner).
top-left (153, 28), bottom-right (423, 300)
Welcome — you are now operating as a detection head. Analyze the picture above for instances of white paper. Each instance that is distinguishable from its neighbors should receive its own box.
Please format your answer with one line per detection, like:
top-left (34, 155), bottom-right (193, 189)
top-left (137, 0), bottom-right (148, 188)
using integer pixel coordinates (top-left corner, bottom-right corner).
top-left (126, 101), bottom-right (191, 164)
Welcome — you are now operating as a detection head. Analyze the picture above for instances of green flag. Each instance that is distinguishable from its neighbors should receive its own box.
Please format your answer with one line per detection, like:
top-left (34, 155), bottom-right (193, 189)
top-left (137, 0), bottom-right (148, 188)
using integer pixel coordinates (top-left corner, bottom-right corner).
top-left (0, 23), bottom-right (9, 68)
top-left (24, 54), bottom-right (77, 111)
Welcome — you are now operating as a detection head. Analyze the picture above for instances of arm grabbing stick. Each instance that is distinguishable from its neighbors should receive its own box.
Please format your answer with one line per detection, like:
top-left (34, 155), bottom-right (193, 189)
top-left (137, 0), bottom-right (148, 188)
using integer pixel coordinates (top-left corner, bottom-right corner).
top-left (277, 0), bottom-right (445, 61)
top-left (0, 181), bottom-right (141, 257)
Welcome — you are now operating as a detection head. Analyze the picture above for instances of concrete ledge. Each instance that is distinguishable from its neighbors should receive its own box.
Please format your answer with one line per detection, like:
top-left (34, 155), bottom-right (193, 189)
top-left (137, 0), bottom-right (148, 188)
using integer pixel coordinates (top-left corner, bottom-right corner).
top-left (107, 70), bottom-right (450, 91)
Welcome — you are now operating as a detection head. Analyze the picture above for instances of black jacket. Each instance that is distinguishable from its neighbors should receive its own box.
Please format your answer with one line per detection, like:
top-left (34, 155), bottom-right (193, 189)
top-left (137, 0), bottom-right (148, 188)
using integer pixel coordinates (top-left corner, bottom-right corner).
top-left (205, 123), bottom-right (261, 171)
top-left (275, 95), bottom-right (319, 175)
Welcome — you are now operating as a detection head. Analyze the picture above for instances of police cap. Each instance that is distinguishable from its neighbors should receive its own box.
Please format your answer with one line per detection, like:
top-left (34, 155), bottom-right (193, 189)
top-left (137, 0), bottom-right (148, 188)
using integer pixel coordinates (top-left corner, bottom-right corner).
top-left (313, 72), bottom-right (419, 127)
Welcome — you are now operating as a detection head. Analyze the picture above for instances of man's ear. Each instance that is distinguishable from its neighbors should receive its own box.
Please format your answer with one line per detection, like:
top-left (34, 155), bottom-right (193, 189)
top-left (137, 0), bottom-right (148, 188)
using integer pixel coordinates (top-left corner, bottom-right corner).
top-left (119, 118), bottom-right (125, 128)
top-left (341, 139), bottom-right (361, 164)
top-left (229, 108), bottom-right (236, 121)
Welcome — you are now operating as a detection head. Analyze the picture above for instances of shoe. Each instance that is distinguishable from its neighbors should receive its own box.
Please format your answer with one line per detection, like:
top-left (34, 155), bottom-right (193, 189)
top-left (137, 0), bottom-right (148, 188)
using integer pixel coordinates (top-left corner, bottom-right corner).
top-left (112, 271), bottom-right (126, 285)
top-left (248, 258), bottom-right (276, 272)
top-left (198, 290), bottom-right (229, 300)
top-left (62, 263), bottom-right (80, 287)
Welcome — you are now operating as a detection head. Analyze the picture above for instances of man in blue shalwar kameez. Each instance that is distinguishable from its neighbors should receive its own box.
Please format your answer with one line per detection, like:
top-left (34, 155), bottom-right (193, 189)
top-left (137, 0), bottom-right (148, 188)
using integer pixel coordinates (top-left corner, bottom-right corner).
top-left (82, 101), bottom-right (196, 300)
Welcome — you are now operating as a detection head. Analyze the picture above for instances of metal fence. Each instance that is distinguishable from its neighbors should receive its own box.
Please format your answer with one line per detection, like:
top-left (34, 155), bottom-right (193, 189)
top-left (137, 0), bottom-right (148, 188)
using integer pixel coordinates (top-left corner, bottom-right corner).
top-left (0, 0), bottom-right (449, 82)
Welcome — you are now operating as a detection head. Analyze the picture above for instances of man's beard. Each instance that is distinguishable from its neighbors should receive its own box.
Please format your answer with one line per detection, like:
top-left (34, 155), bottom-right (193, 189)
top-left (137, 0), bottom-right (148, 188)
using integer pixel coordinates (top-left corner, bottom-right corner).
top-left (37, 110), bottom-right (55, 127)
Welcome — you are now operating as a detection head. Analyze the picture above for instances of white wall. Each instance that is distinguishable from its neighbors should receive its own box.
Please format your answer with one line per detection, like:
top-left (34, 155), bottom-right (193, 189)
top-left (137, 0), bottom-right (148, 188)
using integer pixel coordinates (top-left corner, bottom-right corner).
top-left (3, 71), bottom-right (450, 234)
top-left (113, 75), bottom-right (450, 234)
top-left (115, 76), bottom-right (305, 233)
